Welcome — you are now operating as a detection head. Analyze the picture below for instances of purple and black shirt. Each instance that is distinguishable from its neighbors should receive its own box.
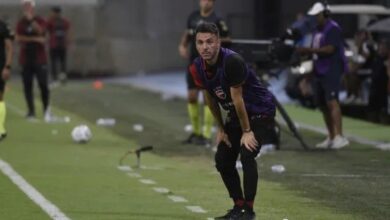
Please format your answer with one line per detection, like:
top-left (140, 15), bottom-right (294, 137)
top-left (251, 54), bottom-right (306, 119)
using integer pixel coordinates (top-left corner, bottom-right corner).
top-left (190, 48), bottom-right (275, 122)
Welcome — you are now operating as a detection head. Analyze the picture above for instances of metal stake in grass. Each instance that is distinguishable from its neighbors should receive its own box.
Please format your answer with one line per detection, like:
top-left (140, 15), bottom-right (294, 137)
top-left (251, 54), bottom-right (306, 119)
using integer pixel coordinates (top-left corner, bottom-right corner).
top-left (119, 146), bottom-right (153, 168)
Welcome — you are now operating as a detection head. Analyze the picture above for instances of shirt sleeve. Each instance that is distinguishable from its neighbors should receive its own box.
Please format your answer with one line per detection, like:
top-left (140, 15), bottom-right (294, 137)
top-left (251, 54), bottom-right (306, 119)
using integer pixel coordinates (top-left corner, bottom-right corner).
top-left (325, 27), bottom-right (342, 50)
top-left (189, 63), bottom-right (204, 88)
top-left (224, 54), bottom-right (247, 87)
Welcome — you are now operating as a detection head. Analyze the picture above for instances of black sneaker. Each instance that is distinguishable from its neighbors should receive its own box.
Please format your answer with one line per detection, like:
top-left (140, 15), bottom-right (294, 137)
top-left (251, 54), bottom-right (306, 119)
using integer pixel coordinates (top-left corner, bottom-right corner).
top-left (0, 133), bottom-right (7, 142)
top-left (240, 209), bottom-right (256, 220)
top-left (215, 206), bottom-right (244, 220)
top-left (182, 133), bottom-right (199, 144)
top-left (193, 135), bottom-right (211, 147)
top-left (26, 112), bottom-right (36, 119)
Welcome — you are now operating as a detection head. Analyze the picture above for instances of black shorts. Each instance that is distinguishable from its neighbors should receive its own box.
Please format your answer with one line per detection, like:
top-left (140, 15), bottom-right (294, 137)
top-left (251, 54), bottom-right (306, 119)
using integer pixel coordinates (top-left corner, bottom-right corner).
top-left (312, 73), bottom-right (342, 107)
top-left (0, 65), bottom-right (5, 92)
top-left (186, 66), bottom-right (199, 90)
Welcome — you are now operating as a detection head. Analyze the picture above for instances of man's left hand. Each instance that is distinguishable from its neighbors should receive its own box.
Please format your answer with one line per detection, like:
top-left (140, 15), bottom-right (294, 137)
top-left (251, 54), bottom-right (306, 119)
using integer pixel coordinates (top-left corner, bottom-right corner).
top-left (296, 47), bottom-right (313, 55)
top-left (2, 68), bottom-right (10, 81)
top-left (240, 131), bottom-right (258, 152)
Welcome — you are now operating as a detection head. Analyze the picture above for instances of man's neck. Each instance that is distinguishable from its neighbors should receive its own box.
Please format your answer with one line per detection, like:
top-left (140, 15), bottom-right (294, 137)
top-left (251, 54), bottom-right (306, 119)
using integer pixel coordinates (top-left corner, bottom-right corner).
top-left (200, 9), bottom-right (213, 17)
top-left (205, 50), bottom-right (220, 66)
top-left (318, 18), bottom-right (329, 29)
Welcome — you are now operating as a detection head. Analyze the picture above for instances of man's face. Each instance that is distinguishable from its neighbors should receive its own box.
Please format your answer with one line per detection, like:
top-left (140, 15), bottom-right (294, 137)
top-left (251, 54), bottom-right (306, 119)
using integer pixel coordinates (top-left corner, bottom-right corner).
top-left (196, 32), bottom-right (220, 62)
top-left (22, 2), bottom-right (34, 15)
top-left (315, 13), bottom-right (325, 26)
top-left (199, 0), bottom-right (215, 13)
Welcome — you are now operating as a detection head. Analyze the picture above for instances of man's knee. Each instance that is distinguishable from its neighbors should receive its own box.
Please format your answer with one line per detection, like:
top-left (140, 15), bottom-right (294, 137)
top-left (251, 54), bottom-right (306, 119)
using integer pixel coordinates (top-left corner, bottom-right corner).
top-left (240, 148), bottom-right (258, 165)
top-left (215, 150), bottom-right (235, 173)
top-left (188, 89), bottom-right (199, 103)
top-left (326, 99), bottom-right (339, 110)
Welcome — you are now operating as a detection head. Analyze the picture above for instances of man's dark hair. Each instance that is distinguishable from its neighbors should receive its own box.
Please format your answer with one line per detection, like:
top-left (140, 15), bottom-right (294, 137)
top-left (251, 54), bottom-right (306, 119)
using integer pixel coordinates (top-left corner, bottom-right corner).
top-left (195, 22), bottom-right (220, 37)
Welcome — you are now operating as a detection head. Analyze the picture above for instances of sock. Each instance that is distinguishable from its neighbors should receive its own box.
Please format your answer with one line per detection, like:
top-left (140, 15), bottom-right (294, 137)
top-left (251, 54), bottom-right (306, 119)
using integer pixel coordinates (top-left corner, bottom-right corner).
top-left (187, 103), bottom-right (201, 135)
top-left (233, 198), bottom-right (245, 208)
top-left (203, 106), bottom-right (214, 139)
top-left (0, 102), bottom-right (6, 134)
top-left (245, 200), bottom-right (254, 211)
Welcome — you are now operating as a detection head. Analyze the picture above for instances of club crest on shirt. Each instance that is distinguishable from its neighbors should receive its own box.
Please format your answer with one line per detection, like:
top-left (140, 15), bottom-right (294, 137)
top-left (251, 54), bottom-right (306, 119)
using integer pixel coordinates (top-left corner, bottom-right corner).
top-left (214, 86), bottom-right (226, 100)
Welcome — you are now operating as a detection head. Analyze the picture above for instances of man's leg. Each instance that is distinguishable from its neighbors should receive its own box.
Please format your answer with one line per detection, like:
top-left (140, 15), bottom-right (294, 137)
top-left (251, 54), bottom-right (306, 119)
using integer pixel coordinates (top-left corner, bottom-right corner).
top-left (215, 124), bottom-right (243, 205)
top-left (59, 48), bottom-right (67, 73)
top-left (35, 65), bottom-right (50, 113)
top-left (50, 49), bottom-right (58, 81)
top-left (21, 66), bottom-right (35, 116)
top-left (324, 75), bottom-right (349, 149)
top-left (187, 89), bottom-right (201, 136)
top-left (313, 78), bottom-right (334, 147)
top-left (203, 104), bottom-right (214, 140)
top-left (0, 81), bottom-right (6, 136)
top-left (327, 100), bottom-right (342, 137)
top-left (59, 48), bottom-right (68, 83)
top-left (240, 119), bottom-right (267, 213)
top-left (321, 106), bottom-right (335, 139)
top-left (184, 69), bottom-right (202, 143)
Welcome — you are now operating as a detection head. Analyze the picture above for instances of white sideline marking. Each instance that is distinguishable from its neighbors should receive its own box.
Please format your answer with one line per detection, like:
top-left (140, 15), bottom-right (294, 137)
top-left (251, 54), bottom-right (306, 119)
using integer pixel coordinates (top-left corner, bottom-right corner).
top-left (186, 206), bottom-right (207, 213)
top-left (127, 173), bottom-right (142, 178)
top-left (167, 195), bottom-right (188, 203)
top-left (299, 173), bottom-right (387, 178)
top-left (153, 187), bottom-right (170, 194)
top-left (139, 179), bottom-right (156, 185)
top-left (301, 173), bottom-right (362, 178)
top-left (207, 218), bottom-right (214, 220)
top-left (117, 165), bottom-right (133, 172)
top-left (0, 159), bottom-right (71, 220)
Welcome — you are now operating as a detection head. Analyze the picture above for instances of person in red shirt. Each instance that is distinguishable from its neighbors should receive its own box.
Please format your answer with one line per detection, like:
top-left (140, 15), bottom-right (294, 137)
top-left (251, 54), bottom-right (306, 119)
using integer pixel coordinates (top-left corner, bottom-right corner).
top-left (47, 6), bottom-right (70, 84)
top-left (16, 0), bottom-right (50, 121)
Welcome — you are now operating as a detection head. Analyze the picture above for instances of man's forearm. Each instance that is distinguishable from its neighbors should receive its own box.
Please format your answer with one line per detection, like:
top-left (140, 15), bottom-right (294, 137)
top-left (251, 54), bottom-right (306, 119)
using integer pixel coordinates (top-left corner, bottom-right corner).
top-left (16, 35), bottom-right (35, 43)
top-left (311, 45), bottom-right (335, 55)
top-left (233, 98), bottom-right (251, 132)
top-left (204, 91), bottom-right (224, 129)
top-left (4, 39), bottom-right (13, 67)
top-left (231, 87), bottom-right (251, 132)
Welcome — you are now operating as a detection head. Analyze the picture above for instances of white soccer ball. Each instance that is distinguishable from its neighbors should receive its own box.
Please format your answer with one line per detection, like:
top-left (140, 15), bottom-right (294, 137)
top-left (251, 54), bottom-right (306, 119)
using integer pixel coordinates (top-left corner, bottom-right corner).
top-left (71, 125), bottom-right (92, 143)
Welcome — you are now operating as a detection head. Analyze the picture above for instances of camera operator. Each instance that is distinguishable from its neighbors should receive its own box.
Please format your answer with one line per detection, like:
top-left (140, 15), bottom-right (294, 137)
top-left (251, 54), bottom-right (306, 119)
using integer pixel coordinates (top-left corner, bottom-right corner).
top-left (297, 2), bottom-right (349, 149)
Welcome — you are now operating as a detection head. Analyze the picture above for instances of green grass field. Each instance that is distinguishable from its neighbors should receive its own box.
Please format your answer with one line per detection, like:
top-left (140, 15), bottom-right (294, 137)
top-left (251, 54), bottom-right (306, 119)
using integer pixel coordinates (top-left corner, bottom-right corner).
top-left (0, 80), bottom-right (389, 220)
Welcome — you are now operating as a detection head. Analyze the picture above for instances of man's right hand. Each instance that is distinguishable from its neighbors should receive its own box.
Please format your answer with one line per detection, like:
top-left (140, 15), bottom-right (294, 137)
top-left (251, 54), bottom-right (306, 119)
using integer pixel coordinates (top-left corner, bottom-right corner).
top-left (178, 44), bottom-right (189, 59)
top-left (2, 68), bottom-right (10, 81)
top-left (32, 37), bottom-right (45, 44)
top-left (216, 129), bottom-right (231, 148)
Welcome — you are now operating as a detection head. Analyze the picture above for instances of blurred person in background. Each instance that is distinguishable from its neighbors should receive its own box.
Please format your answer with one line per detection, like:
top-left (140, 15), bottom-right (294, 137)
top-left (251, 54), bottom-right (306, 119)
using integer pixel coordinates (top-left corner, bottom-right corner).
top-left (47, 6), bottom-right (70, 86)
top-left (344, 30), bottom-right (375, 104)
top-left (178, 0), bottom-right (230, 146)
top-left (16, 0), bottom-right (51, 121)
top-left (297, 2), bottom-right (349, 149)
top-left (368, 39), bottom-right (389, 122)
top-left (0, 18), bottom-right (13, 141)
